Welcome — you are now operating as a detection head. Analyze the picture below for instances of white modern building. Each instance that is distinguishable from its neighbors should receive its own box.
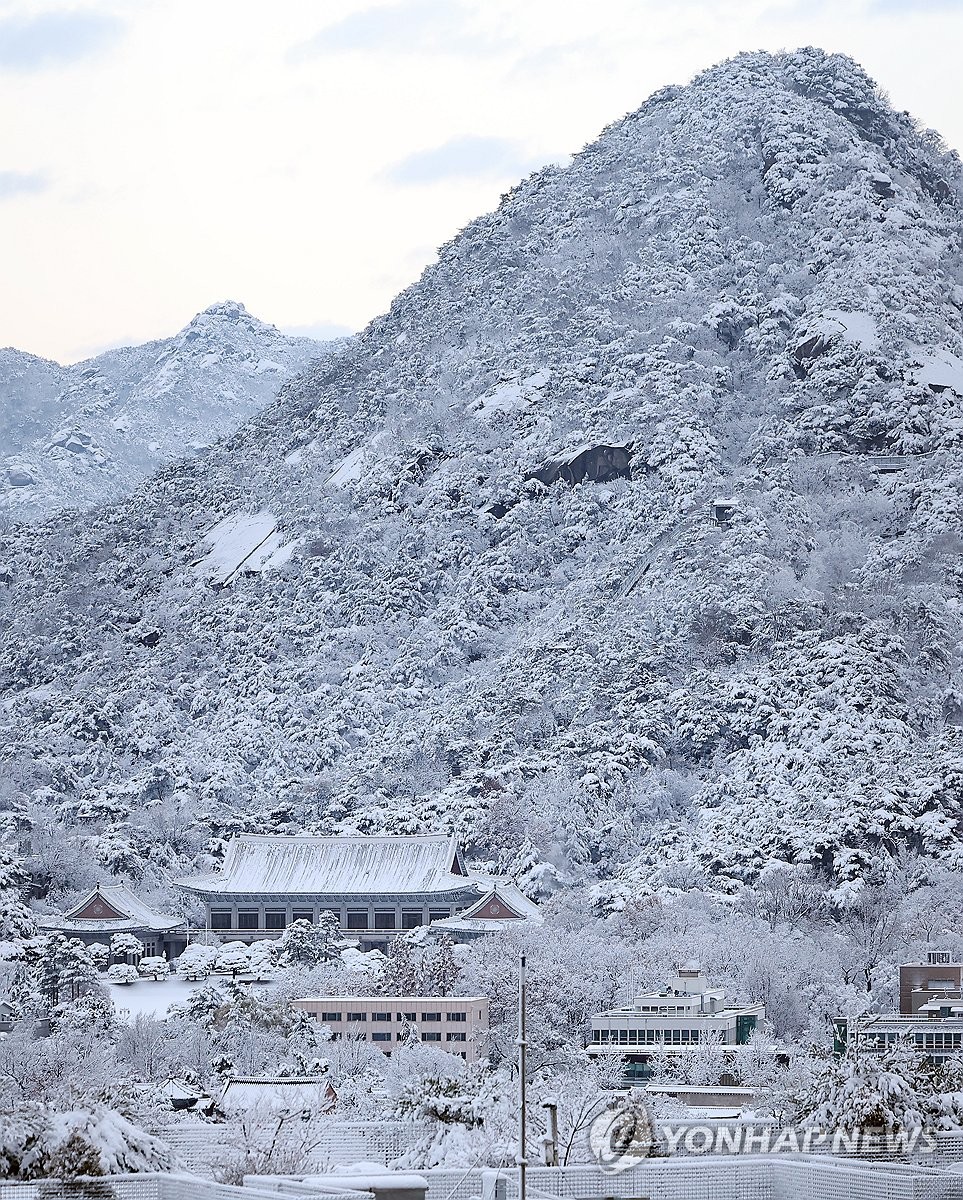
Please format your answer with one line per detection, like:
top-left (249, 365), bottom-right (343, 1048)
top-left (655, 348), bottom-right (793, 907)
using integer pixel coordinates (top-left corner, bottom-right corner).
top-left (292, 994), bottom-right (490, 1063)
top-left (588, 964), bottom-right (765, 1083)
top-left (176, 833), bottom-right (538, 951)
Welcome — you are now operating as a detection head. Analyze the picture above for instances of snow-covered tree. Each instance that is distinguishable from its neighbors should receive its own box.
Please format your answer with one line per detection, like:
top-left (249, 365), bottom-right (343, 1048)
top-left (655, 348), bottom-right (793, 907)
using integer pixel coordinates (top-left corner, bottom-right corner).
top-left (109, 934), bottom-right (143, 965)
top-left (137, 956), bottom-right (170, 981)
top-left (176, 944), bottom-right (217, 979)
top-left (277, 918), bottom-right (339, 968)
top-left (215, 942), bottom-right (251, 979)
top-left (106, 964), bottom-right (139, 985)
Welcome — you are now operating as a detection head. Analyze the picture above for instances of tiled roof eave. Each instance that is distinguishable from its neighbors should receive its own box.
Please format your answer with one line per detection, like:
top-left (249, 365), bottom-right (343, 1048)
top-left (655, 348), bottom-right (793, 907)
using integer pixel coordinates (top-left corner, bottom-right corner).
top-left (37, 915), bottom-right (186, 934)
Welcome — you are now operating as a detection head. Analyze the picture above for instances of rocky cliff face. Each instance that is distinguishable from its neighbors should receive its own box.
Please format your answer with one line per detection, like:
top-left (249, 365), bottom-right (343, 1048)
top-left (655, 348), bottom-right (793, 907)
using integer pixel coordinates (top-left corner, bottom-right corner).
top-left (0, 50), bottom-right (961, 906)
top-left (1, 301), bottom-right (327, 521)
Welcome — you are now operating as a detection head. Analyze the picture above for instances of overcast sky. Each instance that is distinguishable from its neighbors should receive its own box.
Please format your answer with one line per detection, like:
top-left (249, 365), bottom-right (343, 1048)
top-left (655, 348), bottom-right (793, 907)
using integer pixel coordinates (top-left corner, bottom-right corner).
top-left (2, 0), bottom-right (962, 363)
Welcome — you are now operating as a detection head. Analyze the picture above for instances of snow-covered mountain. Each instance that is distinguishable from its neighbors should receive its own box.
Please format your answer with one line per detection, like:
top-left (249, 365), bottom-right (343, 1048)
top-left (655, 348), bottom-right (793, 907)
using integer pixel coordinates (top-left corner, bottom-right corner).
top-left (1, 49), bottom-right (962, 908)
top-left (1, 301), bottom-right (327, 520)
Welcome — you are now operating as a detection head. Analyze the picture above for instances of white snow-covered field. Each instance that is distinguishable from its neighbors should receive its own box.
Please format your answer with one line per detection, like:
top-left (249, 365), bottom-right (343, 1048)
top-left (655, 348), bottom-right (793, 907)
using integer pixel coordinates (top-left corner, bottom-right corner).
top-left (105, 975), bottom-right (271, 1019)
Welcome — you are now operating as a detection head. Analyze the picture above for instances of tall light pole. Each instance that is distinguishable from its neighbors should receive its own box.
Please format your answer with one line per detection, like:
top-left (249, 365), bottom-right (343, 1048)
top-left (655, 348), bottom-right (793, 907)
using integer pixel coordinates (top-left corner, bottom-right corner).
top-left (518, 954), bottom-right (528, 1200)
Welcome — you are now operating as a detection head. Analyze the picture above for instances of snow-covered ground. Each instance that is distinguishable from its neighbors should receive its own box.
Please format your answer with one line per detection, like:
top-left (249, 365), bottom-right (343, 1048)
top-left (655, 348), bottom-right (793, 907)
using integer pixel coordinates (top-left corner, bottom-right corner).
top-left (105, 975), bottom-right (271, 1019)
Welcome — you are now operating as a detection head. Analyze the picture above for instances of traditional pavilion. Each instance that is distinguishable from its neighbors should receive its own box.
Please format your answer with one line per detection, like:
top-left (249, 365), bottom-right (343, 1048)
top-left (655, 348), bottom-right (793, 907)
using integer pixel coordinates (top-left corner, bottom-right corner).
top-left (175, 833), bottom-right (537, 951)
top-left (37, 883), bottom-right (188, 960)
top-left (429, 880), bottom-right (543, 939)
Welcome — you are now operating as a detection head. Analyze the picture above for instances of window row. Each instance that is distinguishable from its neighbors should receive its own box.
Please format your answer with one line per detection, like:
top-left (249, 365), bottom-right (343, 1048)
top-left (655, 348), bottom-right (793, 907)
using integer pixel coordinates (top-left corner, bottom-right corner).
top-left (592, 1028), bottom-right (703, 1045)
top-left (914, 1032), bottom-right (963, 1048)
top-left (325, 1031), bottom-right (467, 1043)
top-left (316, 1011), bottom-right (467, 1023)
top-left (209, 908), bottom-right (452, 931)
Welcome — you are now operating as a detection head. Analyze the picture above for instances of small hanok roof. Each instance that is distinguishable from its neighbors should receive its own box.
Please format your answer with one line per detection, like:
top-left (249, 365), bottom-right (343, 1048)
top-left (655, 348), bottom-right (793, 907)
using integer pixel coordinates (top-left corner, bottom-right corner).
top-left (176, 833), bottom-right (476, 899)
top-left (219, 1075), bottom-right (337, 1115)
top-left (430, 879), bottom-right (542, 935)
top-left (37, 883), bottom-right (185, 935)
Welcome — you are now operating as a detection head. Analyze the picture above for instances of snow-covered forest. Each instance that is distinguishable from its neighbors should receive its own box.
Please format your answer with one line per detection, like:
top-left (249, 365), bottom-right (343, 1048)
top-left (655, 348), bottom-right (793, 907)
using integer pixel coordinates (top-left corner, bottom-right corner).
top-left (0, 45), bottom-right (962, 1180)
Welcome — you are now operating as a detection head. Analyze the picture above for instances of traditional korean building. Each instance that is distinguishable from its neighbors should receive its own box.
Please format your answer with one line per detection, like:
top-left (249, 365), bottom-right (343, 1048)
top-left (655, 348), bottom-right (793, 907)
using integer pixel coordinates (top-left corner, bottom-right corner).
top-left (175, 833), bottom-right (535, 951)
top-left (37, 883), bottom-right (188, 959)
top-left (429, 881), bottom-right (543, 939)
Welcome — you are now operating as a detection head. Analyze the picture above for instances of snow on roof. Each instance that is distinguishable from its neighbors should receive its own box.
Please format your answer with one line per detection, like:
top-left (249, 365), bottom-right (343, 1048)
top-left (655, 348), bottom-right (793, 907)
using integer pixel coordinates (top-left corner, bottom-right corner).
top-left (301, 1173), bottom-right (428, 1192)
top-left (161, 1077), bottom-right (211, 1102)
top-left (38, 883), bottom-right (185, 933)
top-left (430, 880), bottom-right (542, 933)
top-left (219, 1075), bottom-right (336, 1115)
top-left (192, 511), bottom-right (297, 585)
top-left (177, 834), bottom-right (478, 898)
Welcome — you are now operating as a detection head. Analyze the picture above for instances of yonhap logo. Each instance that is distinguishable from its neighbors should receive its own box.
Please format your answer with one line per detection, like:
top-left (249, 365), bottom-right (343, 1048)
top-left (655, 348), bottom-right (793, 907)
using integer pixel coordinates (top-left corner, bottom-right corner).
top-left (588, 1101), bottom-right (655, 1172)
top-left (588, 1117), bottom-right (938, 1164)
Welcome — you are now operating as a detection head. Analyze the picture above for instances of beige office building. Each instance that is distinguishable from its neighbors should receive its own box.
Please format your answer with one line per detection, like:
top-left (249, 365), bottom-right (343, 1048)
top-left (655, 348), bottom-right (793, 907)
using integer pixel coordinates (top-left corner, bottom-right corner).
top-left (292, 995), bottom-right (490, 1063)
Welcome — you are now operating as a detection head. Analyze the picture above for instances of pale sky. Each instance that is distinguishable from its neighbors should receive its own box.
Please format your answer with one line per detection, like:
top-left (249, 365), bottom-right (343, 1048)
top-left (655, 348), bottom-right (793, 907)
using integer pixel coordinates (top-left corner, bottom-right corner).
top-left (1, 0), bottom-right (961, 364)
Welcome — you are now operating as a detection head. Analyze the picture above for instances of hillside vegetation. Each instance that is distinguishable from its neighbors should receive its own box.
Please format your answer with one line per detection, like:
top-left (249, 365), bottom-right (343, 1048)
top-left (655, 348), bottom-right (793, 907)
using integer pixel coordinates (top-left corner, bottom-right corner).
top-left (0, 48), bottom-right (961, 912)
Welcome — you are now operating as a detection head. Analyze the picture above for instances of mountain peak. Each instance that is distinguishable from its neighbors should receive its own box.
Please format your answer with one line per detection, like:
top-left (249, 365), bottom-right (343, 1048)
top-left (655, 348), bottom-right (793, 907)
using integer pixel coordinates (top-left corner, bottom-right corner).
top-left (198, 300), bottom-right (251, 321)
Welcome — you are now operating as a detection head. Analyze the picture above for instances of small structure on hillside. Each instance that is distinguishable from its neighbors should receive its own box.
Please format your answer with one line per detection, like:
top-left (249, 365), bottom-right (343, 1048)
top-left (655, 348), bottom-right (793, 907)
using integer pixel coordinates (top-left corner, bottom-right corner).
top-left (0, 1000), bottom-right (16, 1033)
top-left (710, 497), bottom-right (738, 526)
top-left (529, 442), bottom-right (632, 487)
top-left (37, 883), bottom-right (188, 959)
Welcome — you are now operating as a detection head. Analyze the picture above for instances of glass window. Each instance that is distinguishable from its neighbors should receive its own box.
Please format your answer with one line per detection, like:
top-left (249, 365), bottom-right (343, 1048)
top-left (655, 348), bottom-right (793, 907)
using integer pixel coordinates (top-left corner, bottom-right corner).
top-left (265, 911), bottom-right (286, 930)
top-left (347, 1012), bottom-right (367, 1022)
top-left (422, 1031), bottom-right (442, 1042)
top-left (373, 1012), bottom-right (392, 1022)
top-left (447, 1032), bottom-right (467, 1042)
top-left (237, 911), bottom-right (259, 930)
top-left (320, 1012), bottom-right (341, 1022)
top-left (211, 911), bottom-right (231, 930)
top-left (402, 911), bottom-right (423, 929)
top-left (447, 1012), bottom-right (467, 1022)
top-left (346, 912), bottom-right (367, 930)
top-left (372, 1032), bottom-right (392, 1042)
top-left (398, 1012), bottom-right (417, 1022)
top-left (374, 912), bottom-right (396, 930)
top-left (421, 1012), bottom-right (442, 1022)
top-left (293, 911), bottom-right (314, 923)
top-left (428, 910), bottom-right (450, 921)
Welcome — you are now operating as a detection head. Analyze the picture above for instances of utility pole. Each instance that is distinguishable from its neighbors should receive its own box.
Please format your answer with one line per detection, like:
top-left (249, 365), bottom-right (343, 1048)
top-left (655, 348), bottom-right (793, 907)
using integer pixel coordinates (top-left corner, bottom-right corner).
top-left (518, 953), bottom-right (528, 1200)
